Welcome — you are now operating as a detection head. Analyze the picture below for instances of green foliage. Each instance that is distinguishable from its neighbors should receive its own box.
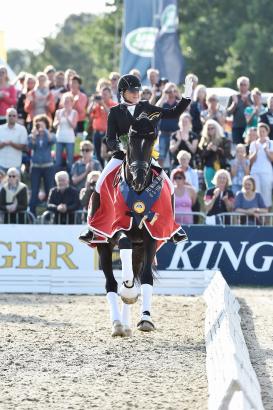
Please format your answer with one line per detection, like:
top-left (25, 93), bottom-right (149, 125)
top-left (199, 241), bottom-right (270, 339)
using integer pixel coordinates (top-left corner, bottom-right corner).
top-left (178, 0), bottom-right (273, 90)
top-left (119, 133), bottom-right (129, 149)
top-left (7, 0), bottom-right (273, 92)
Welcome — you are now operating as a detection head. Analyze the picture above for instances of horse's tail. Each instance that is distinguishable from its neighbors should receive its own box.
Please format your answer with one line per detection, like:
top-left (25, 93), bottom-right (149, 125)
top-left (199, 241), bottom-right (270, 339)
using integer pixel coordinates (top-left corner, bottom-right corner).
top-left (132, 243), bottom-right (157, 284)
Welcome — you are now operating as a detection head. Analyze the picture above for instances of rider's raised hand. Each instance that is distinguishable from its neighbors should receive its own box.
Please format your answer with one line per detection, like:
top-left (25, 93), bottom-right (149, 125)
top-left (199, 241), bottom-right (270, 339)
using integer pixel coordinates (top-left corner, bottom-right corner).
top-left (183, 77), bottom-right (193, 99)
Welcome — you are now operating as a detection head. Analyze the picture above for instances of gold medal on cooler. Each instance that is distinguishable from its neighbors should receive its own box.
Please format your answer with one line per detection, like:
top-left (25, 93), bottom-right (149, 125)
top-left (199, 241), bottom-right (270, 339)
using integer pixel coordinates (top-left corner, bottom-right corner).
top-left (133, 201), bottom-right (146, 214)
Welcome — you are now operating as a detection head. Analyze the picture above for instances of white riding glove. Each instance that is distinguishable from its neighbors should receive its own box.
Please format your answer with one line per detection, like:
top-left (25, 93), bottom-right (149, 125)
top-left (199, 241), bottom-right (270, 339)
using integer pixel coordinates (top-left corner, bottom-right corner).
top-left (183, 77), bottom-right (193, 99)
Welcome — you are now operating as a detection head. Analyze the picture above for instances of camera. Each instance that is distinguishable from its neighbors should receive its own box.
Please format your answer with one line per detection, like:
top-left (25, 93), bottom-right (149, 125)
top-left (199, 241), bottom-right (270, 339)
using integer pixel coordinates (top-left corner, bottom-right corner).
top-left (94, 95), bottom-right (102, 101)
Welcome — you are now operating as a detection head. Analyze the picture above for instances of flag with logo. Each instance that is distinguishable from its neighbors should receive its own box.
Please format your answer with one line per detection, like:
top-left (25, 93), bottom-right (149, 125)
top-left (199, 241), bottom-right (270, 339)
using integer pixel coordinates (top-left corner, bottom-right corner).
top-left (153, 0), bottom-right (184, 84)
top-left (120, 0), bottom-right (184, 84)
top-left (120, 0), bottom-right (155, 81)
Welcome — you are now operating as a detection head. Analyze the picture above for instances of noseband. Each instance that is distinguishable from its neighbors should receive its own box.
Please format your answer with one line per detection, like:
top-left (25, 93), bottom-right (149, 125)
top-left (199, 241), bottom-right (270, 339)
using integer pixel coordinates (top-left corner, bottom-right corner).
top-left (129, 159), bottom-right (151, 173)
top-left (129, 159), bottom-right (152, 187)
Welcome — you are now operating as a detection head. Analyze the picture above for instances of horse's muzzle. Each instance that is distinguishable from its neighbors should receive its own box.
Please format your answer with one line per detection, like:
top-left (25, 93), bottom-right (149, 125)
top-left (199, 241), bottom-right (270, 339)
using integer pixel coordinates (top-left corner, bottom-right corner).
top-left (132, 169), bottom-right (147, 192)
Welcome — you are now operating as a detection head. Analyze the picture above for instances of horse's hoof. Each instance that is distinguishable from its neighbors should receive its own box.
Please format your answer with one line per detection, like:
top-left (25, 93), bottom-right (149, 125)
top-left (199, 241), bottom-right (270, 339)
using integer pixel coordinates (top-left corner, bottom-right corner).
top-left (111, 320), bottom-right (125, 337)
top-left (119, 281), bottom-right (138, 305)
top-left (123, 325), bottom-right (133, 337)
top-left (137, 315), bottom-right (155, 332)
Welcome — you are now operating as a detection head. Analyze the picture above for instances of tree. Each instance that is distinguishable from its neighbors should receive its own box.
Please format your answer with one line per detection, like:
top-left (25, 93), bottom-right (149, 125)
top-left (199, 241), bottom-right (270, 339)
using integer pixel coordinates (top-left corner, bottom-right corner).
top-left (7, 0), bottom-right (273, 91)
top-left (7, 5), bottom-right (123, 94)
top-left (177, 0), bottom-right (273, 91)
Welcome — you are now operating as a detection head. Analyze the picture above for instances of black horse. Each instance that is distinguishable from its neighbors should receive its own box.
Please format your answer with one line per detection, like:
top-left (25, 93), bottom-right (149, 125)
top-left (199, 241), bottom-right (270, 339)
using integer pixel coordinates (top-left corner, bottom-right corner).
top-left (96, 116), bottom-right (158, 335)
top-left (93, 115), bottom-right (186, 336)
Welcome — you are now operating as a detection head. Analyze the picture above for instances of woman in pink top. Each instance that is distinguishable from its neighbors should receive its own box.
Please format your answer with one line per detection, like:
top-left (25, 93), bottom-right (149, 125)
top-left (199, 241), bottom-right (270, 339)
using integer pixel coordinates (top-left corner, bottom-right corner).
top-left (63, 75), bottom-right (88, 135)
top-left (172, 169), bottom-right (196, 225)
top-left (0, 66), bottom-right (17, 125)
top-left (24, 72), bottom-right (55, 129)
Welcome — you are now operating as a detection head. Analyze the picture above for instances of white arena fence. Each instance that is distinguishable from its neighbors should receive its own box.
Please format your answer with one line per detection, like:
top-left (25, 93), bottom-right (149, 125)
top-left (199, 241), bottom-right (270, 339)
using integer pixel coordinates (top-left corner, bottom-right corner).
top-left (0, 225), bottom-right (213, 295)
top-left (1, 210), bottom-right (273, 226)
top-left (216, 212), bottom-right (273, 226)
top-left (204, 271), bottom-right (264, 410)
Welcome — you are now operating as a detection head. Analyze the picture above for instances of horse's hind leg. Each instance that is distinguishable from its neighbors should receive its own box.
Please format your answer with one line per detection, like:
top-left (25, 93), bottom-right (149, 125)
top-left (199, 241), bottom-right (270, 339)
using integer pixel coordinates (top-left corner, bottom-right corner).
top-left (97, 244), bottom-right (125, 337)
top-left (137, 234), bottom-right (157, 332)
top-left (118, 235), bottom-right (138, 304)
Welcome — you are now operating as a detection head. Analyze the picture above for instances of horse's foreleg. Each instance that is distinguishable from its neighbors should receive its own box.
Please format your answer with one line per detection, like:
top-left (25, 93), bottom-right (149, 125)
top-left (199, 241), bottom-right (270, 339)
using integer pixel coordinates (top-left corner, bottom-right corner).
top-left (121, 302), bottom-right (132, 337)
top-left (118, 235), bottom-right (138, 304)
top-left (97, 244), bottom-right (124, 337)
top-left (119, 235), bottom-right (134, 284)
top-left (138, 234), bottom-right (157, 332)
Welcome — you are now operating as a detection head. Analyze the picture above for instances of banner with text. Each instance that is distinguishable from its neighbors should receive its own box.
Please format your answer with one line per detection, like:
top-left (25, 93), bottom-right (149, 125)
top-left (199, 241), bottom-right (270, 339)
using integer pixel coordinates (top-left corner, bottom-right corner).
top-left (0, 225), bottom-right (272, 290)
top-left (158, 226), bottom-right (273, 285)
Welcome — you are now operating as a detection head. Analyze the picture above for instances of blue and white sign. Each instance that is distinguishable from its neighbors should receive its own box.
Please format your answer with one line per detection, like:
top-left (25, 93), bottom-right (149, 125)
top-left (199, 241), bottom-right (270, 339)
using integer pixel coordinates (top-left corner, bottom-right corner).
top-left (158, 226), bottom-right (273, 285)
top-left (120, 0), bottom-right (184, 83)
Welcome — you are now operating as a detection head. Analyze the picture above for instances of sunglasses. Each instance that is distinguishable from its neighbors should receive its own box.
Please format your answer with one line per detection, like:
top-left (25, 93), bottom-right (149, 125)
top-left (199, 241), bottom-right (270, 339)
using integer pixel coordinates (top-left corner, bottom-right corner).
top-left (174, 176), bottom-right (183, 180)
top-left (81, 149), bottom-right (91, 152)
top-left (8, 175), bottom-right (17, 178)
top-left (8, 114), bottom-right (17, 117)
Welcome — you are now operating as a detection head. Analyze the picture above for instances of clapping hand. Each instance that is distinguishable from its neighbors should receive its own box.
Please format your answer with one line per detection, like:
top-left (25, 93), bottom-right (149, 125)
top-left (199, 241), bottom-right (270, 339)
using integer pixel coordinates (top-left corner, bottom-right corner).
top-left (213, 188), bottom-right (221, 198)
top-left (6, 203), bottom-right (17, 213)
top-left (264, 139), bottom-right (270, 151)
top-left (57, 203), bottom-right (67, 213)
top-left (85, 162), bottom-right (92, 173)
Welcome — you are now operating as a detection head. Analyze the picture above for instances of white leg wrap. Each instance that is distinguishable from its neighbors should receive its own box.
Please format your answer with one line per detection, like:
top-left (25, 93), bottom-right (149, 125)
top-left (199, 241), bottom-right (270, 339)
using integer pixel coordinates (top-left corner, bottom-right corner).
top-left (140, 284), bottom-right (153, 314)
top-left (106, 292), bottom-right (121, 322)
top-left (95, 158), bottom-right (123, 193)
top-left (120, 249), bottom-right (134, 283)
top-left (121, 302), bottom-right (131, 327)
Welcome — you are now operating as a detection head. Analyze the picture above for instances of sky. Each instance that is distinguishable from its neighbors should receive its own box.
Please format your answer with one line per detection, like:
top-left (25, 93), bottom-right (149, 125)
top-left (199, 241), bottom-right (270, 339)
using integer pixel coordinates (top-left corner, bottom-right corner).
top-left (0, 0), bottom-right (109, 51)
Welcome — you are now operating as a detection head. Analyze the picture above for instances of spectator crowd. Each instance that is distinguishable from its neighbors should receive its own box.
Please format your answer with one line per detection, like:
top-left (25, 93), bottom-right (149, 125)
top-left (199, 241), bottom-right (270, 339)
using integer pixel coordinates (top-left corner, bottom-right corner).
top-left (0, 64), bottom-right (273, 226)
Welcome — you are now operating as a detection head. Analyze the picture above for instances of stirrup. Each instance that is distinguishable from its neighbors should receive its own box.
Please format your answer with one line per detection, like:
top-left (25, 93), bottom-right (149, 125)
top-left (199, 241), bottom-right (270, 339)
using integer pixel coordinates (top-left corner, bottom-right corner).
top-left (78, 229), bottom-right (94, 244)
top-left (171, 228), bottom-right (188, 244)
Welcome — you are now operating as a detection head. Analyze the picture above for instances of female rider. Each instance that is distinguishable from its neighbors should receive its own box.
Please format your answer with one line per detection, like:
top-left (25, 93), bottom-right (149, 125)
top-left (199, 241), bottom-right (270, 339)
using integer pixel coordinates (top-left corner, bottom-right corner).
top-left (79, 74), bottom-right (193, 243)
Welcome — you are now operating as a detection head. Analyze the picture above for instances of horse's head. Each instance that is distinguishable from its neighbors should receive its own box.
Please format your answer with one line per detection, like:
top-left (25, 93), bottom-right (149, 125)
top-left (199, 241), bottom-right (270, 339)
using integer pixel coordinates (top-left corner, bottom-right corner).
top-left (127, 114), bottom-right (157, 192)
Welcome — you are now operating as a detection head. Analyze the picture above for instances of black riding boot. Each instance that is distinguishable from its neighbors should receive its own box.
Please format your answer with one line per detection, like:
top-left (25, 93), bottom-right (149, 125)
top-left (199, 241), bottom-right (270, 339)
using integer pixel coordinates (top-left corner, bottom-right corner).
top-left (170, 193), bottom-right (188, 243)
top-left (78, 191), bottom-right (101, 244)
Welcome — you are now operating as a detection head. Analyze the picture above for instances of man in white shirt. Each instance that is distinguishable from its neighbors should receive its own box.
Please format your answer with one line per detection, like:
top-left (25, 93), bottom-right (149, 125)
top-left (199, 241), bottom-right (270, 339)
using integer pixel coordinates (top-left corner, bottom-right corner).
top-left (0, 108), bottom-right (28, 172)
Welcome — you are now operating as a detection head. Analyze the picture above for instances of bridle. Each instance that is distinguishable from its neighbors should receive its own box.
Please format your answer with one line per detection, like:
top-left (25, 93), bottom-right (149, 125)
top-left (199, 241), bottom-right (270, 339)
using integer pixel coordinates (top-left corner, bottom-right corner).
top-left (126, 117), bottom-right (156, 190)
top-left (128, 159), bottom-right (152, 187)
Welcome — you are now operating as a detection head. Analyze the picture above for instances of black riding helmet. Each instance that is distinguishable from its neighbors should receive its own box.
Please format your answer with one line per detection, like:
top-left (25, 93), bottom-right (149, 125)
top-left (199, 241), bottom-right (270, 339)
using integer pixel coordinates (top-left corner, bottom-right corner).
top-left (118, 74), bottom-right (141, 94)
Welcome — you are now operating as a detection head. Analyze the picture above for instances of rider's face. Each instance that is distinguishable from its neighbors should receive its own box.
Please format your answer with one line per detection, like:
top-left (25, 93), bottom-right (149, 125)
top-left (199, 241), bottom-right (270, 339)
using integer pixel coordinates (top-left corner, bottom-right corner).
top-left (123, 90), bottom-right (140, 104)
